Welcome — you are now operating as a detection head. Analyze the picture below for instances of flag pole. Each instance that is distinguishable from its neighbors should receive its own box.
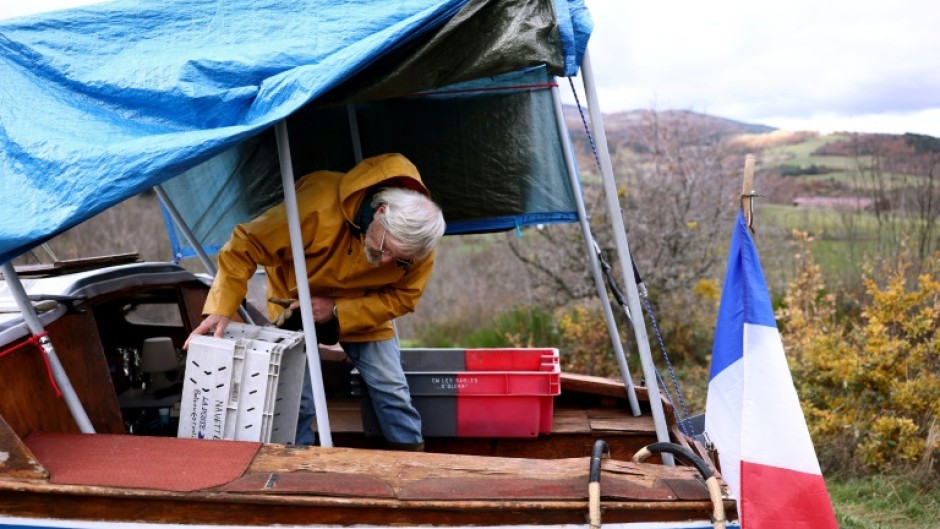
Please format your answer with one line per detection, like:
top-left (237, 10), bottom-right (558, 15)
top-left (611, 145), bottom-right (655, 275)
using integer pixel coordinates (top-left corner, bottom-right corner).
top-left (741, 154), bottom-right (756, 229)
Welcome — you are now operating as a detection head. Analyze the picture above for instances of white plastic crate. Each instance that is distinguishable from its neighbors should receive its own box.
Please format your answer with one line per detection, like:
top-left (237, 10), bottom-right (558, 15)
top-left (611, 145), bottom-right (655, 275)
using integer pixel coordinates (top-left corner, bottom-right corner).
top-left (178, 323), bottom-right (306, 444)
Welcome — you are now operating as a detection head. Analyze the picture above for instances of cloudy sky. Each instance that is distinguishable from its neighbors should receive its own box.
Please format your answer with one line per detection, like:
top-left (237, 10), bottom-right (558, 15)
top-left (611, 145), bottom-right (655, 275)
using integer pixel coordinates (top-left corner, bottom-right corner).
top-left (4, 0), bottom-right (938, 136)
top-left (574, 0), bottom-right (940, 135)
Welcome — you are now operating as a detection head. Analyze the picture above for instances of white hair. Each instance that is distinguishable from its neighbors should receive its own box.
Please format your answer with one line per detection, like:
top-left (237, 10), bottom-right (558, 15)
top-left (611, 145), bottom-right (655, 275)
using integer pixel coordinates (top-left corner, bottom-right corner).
top-left (372, 187), bottom-right (445, 259)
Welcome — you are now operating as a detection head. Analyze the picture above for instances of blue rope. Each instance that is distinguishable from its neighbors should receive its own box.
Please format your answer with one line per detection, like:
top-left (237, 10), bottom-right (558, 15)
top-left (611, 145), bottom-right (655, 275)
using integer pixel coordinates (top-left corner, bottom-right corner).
top-left (567, 78), bottom-right (604, 176)
top-left (642, 294), bottom-right (696, 438)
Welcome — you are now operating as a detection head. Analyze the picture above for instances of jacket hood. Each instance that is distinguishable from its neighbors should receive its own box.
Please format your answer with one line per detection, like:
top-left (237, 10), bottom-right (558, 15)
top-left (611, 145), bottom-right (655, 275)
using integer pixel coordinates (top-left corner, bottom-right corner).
top-left (338, 154), bottom-right (430, 232)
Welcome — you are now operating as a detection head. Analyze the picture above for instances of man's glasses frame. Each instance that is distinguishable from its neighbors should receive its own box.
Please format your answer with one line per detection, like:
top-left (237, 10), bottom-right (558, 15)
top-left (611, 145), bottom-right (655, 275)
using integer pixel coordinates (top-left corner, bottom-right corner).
top-left (378, 208), bottom-right (413, 269)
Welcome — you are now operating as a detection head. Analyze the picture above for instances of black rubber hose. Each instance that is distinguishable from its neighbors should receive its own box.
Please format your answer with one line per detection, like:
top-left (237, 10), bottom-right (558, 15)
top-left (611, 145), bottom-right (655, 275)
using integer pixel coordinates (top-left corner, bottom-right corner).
top-left (588, 440), bottom-right (610, 529)
top-left (590, 439), bottom-right (609, 483)
top-left (633, 442), bottom-right (727, 528)
top-left (638, 441), bottom-right (714, 480)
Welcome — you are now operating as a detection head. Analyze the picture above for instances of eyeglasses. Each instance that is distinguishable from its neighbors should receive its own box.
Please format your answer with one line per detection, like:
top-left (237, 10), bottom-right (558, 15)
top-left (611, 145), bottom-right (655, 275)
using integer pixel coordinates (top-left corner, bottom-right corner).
top-left (378, 212), bottom-right (414, 269)
top-left (378, 224), bottom-right (393, 258)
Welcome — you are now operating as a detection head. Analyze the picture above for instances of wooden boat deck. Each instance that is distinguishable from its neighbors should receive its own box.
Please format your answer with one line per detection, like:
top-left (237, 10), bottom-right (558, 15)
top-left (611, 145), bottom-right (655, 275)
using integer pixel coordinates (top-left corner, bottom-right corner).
top-left (1, 436), bottom-right (726, 527)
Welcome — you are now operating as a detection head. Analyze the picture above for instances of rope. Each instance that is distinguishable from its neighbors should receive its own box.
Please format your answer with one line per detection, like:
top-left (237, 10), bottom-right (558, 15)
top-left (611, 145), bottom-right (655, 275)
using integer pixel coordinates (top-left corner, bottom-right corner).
top-left (0, 332), bottom-right (62, 397)
top-left (567, 78), bottom-right (604, 175)
top-left (568, 77), bottom-right (694, 438)
top-left (642, 294), bottom-right (696, 438)
top-left (594, 242), bottom-right (695, 437)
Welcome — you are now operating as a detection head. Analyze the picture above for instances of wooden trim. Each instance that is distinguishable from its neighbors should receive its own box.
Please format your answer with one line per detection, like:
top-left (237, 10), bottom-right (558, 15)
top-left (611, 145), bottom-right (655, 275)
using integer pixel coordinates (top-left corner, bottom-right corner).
top-left (0, 413), bottom-right (47, 480)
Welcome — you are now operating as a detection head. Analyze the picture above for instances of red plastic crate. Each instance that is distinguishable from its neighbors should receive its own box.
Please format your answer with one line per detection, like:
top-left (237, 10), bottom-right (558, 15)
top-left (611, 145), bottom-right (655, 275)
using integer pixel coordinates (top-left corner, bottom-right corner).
top-left (464, 348), bottom-right (558, 371)
top-left (356, 348), bottom-right (561, 437)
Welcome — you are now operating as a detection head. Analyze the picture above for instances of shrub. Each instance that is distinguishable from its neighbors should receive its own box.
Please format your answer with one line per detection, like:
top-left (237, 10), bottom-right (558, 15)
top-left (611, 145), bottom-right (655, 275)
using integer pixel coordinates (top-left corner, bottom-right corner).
top-left (778, 234), bottom-right (939, 478)
top-left (463, 305), bottom-right (560, 349)
top-left (555, 303), bottom-right (621, 378)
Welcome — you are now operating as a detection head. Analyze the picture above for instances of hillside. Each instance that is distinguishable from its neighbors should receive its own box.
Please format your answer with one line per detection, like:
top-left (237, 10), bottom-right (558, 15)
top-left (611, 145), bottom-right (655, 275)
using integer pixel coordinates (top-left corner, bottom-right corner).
top-left (564, 106), bottom-right (776, 136)
top-left (562, 106), bottom-right (938, 208)
top-left (563, 106), bottom-right (776, 154)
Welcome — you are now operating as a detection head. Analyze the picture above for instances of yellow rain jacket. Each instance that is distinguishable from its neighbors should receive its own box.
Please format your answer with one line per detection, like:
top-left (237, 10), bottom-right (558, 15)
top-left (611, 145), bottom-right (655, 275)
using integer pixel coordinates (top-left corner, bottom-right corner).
top-left (203, 153), bottom-right (436, 343)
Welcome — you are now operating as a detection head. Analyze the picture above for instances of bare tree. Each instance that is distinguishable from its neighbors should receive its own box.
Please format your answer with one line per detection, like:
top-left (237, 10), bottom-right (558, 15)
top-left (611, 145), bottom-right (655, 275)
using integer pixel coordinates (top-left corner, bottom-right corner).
top-left (901, 134), bottom-right (940, 263)
top-left (503, 110), bottom-right (740, 358)
top-left (621, 111), bottom-right (739, 295)
top-left (843, 133), bottom-right (940, 277)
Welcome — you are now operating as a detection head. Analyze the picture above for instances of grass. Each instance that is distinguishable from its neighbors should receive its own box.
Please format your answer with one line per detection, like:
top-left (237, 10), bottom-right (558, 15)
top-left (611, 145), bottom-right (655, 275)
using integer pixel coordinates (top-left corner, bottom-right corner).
top-left (829, 475), bottom-right (940, 529)
top-left (759, 133), bottom-right (851, 165)
top-left (756, 203), bottom-right (930, 280)
top-left (756, 204), bottom-right (882, 289)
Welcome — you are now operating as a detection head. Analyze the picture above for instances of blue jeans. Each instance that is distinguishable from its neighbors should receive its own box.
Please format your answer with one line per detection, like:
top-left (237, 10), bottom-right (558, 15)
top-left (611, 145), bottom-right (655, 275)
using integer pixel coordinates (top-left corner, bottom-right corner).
top-left (296, 338), bottom-right (423, 445)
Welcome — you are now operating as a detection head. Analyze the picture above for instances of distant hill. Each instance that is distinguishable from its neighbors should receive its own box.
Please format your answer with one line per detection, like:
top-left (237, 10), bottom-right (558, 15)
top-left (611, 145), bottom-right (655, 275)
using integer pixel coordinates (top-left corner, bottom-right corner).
top-left (560, 106), bottom-right (928, 207)
top-left (563, 106), bottom-right (776, 157)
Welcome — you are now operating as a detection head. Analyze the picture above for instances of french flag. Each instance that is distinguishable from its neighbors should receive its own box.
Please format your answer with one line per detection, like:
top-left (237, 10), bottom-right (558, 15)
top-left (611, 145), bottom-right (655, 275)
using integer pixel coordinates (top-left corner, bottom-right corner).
top-left (705, 211), bottom-right (838, 528)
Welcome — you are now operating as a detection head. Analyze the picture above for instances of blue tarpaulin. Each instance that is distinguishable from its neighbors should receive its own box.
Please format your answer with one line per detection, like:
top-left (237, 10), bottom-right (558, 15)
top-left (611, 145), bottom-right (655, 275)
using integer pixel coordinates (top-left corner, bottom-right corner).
top-left (0, 0), bottom-right (591, 264)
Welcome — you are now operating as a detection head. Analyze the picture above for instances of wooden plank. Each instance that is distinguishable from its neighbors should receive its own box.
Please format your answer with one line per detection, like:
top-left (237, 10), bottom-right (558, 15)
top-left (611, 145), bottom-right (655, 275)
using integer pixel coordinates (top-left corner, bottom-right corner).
top-left (0, 310), bottom-right (124, 437)
top-left (661, 478), bottom-right (711, 501)
top-left (220, 472), bottom-right (395, 498)
top-left (550, 408), bottom-right (590, 433)
top-left (0, 487), bottom-right (722, 526)
top-left (54, 314), bottom-right (126, 434)
top-left (0, 333), bottom-right (84, 438)
top-left (561, 372), bottom-right (636, 398)
top-left (399, 476), bottom-right (586, 500)
top-left (399, 470), bottom-right (694, 502)
top-left (179, 282), bottom-right (211, 330)
top-left (589, 413), bottom-right (658, 434)
top-left (560, 374), bottom-right (678, 429)
top-left (0, 414), bottom-right (47, 480)
top-left (14, 253), bottom-right (140, 277)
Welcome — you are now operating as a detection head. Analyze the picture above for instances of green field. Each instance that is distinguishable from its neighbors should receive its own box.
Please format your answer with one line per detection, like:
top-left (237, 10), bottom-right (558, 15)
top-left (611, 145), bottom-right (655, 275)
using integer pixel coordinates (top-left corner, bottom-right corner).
top-left (830, 475), bottom-right (940, 529)
top-left (756, 202), bottom-right (934, 291)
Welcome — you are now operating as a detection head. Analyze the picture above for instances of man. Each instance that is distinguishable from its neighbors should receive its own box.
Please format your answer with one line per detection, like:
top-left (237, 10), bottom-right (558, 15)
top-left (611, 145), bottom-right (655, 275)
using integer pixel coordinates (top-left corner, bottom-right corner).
top-left (184, 153), bottom-right (446, 451)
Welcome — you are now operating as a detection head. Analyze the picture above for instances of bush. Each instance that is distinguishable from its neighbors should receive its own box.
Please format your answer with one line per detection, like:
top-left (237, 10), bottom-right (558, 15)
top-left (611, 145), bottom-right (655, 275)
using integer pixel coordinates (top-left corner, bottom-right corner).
top-left (463, 305), bottom-right (560, 349)
top-left (778, 234), bottom-right (939, 479)
top-left (556, 303), bottom-right (621, 378)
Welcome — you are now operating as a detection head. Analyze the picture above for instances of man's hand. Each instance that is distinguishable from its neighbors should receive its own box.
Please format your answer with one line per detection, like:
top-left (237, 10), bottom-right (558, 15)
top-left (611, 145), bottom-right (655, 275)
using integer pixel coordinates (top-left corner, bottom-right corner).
top-left (183, 314), bottom-right (232, 349)
top-left (311, 296), bottom-right (336, 323)
top-left (269, 297), bottom-right (336, 327)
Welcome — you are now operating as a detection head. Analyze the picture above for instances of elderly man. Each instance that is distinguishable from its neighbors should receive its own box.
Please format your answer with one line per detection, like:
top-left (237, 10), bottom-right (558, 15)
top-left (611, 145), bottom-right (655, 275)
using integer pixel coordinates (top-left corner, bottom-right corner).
top-left (185, 153), bottom-right (446, 451)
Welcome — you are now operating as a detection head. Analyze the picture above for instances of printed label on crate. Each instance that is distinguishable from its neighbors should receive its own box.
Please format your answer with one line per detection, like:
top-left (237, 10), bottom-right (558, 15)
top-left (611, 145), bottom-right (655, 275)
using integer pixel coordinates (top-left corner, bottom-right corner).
top-left (430, 376), bottom-right (477, 391)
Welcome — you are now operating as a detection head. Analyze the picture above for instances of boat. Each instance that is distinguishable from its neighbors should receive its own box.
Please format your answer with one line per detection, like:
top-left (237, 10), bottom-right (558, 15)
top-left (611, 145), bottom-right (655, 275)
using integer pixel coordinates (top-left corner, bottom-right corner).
top-left (0, 1), bottom-right (736, 527)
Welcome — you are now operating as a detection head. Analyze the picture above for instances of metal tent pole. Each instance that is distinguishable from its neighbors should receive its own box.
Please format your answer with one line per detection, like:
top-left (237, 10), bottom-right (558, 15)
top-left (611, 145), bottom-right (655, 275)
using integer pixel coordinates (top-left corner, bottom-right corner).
top-left (274, 120), bottom-right (333, 447)
top-left (1, 262), bottom-right (95, 433)
top-left (550, 85), bottom-right (641, 417)
top-left (347, 105), bottom-right (364, 164)
top-left (153, 185), bottom-right (254, 325)
top-left (579, 48), bottom-right (673, 462)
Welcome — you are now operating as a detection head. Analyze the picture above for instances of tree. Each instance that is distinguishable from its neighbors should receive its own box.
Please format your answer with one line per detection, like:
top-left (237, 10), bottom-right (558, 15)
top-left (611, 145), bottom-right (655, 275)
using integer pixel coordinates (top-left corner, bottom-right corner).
top-left (506, 110), bottom-right (741, 360)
